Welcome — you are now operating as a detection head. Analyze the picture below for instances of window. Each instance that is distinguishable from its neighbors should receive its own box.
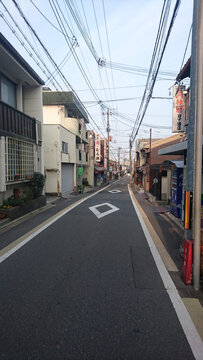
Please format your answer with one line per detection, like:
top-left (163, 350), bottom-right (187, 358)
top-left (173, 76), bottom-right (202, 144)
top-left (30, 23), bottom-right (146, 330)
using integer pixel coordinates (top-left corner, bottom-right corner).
top-left (79, 123), bottom-right (81, 133)
top-left (86, 152), bottom-right (88, 162)
top-left (5, 137), bottom-right (35, 182)
top-left (79, 150), bottom-right (82, 161)
top-left (1, 75), bottom-right (16, 108)
top-left (62, 141), bottom-right (68, 154)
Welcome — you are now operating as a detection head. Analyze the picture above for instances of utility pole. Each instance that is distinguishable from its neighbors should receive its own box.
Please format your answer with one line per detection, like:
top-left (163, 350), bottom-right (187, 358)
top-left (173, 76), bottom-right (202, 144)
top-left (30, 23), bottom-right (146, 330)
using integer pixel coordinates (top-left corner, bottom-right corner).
top-left (149, 128), bottom-right (152, 190)
top-left (129, 137), bottom-right (133, 184)
top-left (118, 147), bottom-right (121, 179)
top-left (124, 151), bottom-right (126, 174)
top-left (185, 0), bottom-right (203, 290)
top-left (106, 108), bottom-right (110, 183)
top-left (80, 120), bottom-right (83, 193)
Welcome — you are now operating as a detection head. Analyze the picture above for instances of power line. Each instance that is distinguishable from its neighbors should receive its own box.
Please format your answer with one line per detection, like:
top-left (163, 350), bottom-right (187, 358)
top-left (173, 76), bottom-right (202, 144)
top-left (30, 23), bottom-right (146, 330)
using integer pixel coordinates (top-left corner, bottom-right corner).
top-left (29, 0), bottom-right (75, 39)
top-left (8, 0), bottom-right (108, 140)
top-left (179, 24), bottom-right (192, 74)
top-left (131, 0), bottom-right (181, 144)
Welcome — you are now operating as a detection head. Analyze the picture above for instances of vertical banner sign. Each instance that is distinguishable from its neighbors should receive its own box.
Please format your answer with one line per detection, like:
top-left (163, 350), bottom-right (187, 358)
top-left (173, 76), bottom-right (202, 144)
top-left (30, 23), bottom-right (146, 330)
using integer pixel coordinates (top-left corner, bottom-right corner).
top-left (95, 134), bottom-right (101, 162)
top-left (172, 85), bottom-right (185, 132)
top-left (104, 138), bottom-right (107, 169)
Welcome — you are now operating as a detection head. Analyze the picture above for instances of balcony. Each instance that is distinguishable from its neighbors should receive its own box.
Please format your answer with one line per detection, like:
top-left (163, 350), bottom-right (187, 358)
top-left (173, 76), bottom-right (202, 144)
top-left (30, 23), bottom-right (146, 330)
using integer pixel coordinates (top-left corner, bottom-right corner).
top-left (0, 101), bottom-right (36, 143)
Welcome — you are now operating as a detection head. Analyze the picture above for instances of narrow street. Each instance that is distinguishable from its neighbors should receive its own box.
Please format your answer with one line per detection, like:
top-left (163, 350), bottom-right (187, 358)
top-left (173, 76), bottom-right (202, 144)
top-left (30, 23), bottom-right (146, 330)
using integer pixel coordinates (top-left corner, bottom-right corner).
top-left (0, 178), bottom-right (201, 359)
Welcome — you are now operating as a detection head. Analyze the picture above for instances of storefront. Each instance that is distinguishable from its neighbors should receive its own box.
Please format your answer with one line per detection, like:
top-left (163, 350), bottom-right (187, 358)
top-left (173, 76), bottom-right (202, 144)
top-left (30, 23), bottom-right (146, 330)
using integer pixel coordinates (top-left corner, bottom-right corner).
top-left (170, 161), bottom-right (184, 218)
top-left (94, 166), bottom-right (107, 186)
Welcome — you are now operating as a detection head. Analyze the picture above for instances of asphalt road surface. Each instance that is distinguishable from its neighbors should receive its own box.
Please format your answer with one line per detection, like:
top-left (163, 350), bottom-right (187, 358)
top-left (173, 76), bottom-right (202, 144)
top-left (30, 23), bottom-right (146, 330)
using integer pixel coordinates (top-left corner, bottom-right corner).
top-left (0, 179), bottom-right (198, 359)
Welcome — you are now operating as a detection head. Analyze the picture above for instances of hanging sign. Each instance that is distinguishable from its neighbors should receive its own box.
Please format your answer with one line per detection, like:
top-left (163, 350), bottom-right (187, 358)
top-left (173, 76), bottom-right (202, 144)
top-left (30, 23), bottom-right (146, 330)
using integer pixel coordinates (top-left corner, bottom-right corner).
top-left (95, 134), bottom-right (101, 162)
top-left (172, 85), bottom-right (185, 132)
top-left (78, 167), bottom-right (84, 176)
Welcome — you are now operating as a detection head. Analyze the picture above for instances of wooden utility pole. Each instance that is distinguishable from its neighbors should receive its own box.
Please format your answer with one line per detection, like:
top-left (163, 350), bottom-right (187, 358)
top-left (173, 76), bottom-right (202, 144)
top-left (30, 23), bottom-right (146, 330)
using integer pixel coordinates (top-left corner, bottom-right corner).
top-left (118, 147), bottom-right (121, 179)
top-left (184, 0), bottom-right (203, 290)
top-left (129, 137), bottom-right (133, 183)
top-left (106, 109), bottom-right (110, 183)
top-left (149, 128), bottom-right (152, 190)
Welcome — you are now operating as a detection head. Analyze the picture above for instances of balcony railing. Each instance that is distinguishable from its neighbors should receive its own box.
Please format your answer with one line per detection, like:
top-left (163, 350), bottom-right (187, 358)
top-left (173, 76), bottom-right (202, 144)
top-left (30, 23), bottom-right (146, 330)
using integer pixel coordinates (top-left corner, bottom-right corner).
top-left (0, 101), bottom-right (36, 143)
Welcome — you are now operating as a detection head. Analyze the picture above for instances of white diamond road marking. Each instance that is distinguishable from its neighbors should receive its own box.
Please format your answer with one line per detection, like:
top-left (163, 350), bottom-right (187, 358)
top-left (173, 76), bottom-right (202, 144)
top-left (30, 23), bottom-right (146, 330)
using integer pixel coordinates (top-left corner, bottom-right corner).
top-left (108, 190), bottom-right (122, 194)
top-left (89, 202), bottom-right (120, 219)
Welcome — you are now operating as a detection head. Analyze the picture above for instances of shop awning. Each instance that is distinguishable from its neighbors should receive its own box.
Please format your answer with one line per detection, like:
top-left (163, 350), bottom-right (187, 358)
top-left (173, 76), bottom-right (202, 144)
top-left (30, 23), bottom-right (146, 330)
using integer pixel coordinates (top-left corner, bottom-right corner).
top-left (158, 140), bottom-right (187, 156)
top-left (94, 166), bottom-right (107, 172)
top-left (158, 136), bottom-right (203, 156)
top-left (171, 160), bottom-right (184, 168)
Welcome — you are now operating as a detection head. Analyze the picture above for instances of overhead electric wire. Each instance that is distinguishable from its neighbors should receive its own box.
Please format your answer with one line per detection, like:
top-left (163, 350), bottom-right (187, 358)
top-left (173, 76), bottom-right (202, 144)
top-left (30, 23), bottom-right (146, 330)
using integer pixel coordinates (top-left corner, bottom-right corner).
top-left (83, 96), bottom-right (142, 104)
top-left (29, 0), bottom-right (75, 39)
top-left (130, 0), bottom-right (181, 144)
top-left (104, 61), bottom-right (176, 78)
top-left (179, 24), bottom-right (192, 76)
top-left (8, 0), bottom-right (107, 140)
top-left (102, 0), bottom-right (117, 107)
top-left (91, 0), bottom-right (114, 109)
top-left (0, 2), bottom-right (68, 91)
top-left (46, 47), bottom-right (77, 85)
top-left (51, 0), bottom-right (117, 128)
top-left (48, 0), bottom-right (104, 106)
top-left (64, 0), bottom-right (99, 62)
top-left (131, 0), bottom-right (171, 140)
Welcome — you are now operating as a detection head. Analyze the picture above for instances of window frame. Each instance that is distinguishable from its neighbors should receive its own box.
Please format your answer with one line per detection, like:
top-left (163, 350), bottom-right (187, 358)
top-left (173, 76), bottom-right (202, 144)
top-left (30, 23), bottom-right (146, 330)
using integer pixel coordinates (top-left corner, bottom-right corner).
top-left (0, 73), bottom-right (17, 109)
top-left (5, 137), bottom-right (35, 183)
top-left (62, 141), bottom-right (68, 154)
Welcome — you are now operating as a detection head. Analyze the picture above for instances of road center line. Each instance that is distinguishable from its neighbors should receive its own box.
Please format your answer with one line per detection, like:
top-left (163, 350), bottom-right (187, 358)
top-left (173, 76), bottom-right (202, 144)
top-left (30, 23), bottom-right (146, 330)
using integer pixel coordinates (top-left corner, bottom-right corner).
top-left (0, 184), bottom-right (111, 264)
top-left (128, 185), bottom-right (203, 360)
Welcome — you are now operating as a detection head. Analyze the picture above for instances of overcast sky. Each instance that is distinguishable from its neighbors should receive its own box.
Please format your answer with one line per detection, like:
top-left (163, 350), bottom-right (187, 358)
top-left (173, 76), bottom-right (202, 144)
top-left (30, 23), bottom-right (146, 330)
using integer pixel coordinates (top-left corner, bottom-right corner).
top-left (0, 0), bottom-right (193, 161)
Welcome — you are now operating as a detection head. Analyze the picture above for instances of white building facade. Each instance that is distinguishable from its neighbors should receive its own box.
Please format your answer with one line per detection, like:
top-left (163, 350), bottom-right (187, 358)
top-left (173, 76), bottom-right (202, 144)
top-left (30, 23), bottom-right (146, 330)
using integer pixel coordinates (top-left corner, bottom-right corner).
top-left (43, 91), bottom-right (90, 196)
top-left (0, 34), bottom-right (44, 205)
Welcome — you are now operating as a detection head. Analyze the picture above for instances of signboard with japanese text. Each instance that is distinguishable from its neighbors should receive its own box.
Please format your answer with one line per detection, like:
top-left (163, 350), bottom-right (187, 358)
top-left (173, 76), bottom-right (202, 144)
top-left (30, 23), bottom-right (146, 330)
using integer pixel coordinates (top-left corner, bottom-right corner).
top-left (95, 134), bottom-right (101, 162)
top-left (78, 167), bottom-right (84, 177)
top-left (172, 85), bottom-right (185, 132)
top-left (103, 138), bottom-right (107, 169)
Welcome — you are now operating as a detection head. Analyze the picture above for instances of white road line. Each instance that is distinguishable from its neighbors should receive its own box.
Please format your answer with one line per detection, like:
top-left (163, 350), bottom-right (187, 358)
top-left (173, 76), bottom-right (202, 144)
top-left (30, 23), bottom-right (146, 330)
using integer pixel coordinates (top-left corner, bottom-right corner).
top-left (108, 190), bottom-right (122, 193)
top-left (89, 202), bottom-right (120, 219)
top-left (128, 185), bottom-right (203, 360)
top-left (0, 184), bottom-right (111, 265)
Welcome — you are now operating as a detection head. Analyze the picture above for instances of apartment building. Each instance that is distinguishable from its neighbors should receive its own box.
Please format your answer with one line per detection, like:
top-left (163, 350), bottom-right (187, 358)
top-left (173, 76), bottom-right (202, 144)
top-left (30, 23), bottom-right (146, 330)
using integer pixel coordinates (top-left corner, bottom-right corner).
top-left (43, 90), bottom-right (90, 196)
top-left (0, 33), bottom-right (44, 204)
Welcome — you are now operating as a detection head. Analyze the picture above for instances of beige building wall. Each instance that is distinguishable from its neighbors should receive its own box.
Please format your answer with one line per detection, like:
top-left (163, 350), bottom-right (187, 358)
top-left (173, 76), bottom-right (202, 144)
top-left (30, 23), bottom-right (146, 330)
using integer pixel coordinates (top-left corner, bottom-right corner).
top-left (23, 86), bottom-right (44, 175)
top-left (44, 124), bottom-right (76, 194)
top-left (43, 105), bottom-right (61, 125)
top-left (44, 125), bottom-right (60, 194)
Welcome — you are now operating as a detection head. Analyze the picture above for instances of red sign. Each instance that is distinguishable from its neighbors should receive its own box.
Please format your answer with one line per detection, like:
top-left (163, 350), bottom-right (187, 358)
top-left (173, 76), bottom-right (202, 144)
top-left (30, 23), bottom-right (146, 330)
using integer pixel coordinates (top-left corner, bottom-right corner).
top-left (172, 85), bottom-right (185, 132)
top-left (181, 239), bottom-right (193, 285)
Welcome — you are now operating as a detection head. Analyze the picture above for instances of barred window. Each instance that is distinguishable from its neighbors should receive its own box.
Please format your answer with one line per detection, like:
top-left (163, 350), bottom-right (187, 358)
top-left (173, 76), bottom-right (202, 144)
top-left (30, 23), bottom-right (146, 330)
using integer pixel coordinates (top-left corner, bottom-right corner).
top-left (62, 141), bottom-right (68, 154)
top-left (5, 137), bottom-right (35, 182)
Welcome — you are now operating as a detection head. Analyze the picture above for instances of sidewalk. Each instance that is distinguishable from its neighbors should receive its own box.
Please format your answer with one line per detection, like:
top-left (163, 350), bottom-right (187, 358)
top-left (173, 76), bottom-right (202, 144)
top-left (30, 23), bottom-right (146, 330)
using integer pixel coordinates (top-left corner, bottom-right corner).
top-left (130, 183), bottom-right (203, 342)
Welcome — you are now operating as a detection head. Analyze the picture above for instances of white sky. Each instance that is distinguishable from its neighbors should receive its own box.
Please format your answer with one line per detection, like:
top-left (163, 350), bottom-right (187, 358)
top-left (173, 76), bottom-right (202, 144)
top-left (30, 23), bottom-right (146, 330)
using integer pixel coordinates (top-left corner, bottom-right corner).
top-left (0, 0), bottom-right (193, 161)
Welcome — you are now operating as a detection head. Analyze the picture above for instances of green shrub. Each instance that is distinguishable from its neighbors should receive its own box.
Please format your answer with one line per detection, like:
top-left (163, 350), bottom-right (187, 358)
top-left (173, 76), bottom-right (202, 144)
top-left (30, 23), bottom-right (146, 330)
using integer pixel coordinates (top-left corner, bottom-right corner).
top-left (32, 172), bottom-right (45, 198)
top-left (82, 178), bottom-right (89, 186)
top-left (1, 195), bottom-right (24, 208)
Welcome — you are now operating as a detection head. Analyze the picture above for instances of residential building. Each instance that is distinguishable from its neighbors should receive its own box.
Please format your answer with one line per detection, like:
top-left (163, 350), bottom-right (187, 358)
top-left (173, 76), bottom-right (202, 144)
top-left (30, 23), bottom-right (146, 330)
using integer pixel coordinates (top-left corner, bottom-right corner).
top-left (0, 33), bottom-right (44, 205)
top-left (94, 135), bottom-right (108, 185)
top-left (87, 130), bottom-right (95, 187)
top-left (43, 90), bottom-right (89, 196)
top-left (135, 134), bottom-right (184, 201)
top-left (158, 58), bottom-right (203, 278)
